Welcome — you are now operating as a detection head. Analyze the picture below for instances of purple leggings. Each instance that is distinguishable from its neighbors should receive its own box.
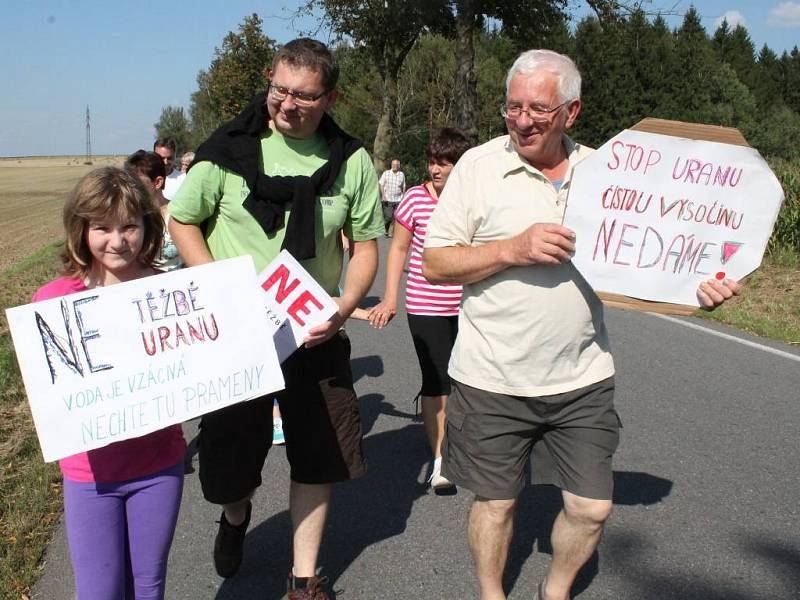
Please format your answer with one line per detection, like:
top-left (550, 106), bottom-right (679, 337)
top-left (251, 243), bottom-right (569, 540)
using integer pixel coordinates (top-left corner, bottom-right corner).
top-left (63, 462), bottom-right (183, 600)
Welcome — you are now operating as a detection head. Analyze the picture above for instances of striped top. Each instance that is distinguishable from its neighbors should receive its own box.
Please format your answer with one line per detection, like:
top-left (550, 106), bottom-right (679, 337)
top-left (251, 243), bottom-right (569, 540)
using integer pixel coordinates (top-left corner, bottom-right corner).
top-left (394, 184), bottom-right (462, 316)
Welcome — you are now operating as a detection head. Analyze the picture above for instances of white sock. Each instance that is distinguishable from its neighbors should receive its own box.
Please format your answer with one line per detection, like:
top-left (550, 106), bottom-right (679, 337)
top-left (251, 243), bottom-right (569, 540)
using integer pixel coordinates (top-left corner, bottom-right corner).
top-left (433, 456), bottom-right (442, 472)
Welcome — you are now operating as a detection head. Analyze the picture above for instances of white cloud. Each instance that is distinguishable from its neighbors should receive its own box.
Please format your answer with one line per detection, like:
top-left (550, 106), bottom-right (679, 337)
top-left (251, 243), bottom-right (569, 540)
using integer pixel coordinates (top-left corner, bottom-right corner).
top-left (715, 10), bottom-right (746, 29)
top-left (768, 2), bottom-right (800, 27)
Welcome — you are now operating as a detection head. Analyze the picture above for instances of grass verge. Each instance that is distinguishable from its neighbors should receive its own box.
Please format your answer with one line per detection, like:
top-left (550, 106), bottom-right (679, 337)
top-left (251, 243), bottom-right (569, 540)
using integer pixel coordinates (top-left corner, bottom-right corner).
top-left (0, 242), bottom-right (64, 600)
top-left (696, 248), bottom-right (800, 345)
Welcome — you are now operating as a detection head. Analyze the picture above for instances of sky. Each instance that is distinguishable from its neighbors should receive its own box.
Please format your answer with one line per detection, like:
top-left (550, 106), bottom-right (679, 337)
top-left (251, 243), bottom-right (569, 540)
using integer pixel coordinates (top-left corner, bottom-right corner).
top-left (1, 0), bottom-right (799, 157)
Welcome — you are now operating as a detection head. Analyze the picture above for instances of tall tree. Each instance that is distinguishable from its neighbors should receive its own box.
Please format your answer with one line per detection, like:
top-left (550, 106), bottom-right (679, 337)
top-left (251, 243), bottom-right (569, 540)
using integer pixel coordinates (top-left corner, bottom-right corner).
top-left (153, 106), bottom-right (192, 153)
top-left (329, 45), bottom-right (382, 152)
top-left (670, 7), bottom-right (717, 123)
top-left (473, 30), bottom-right (517, 141)
top-left (713, 23), bottom-right (756, 90)
top-left (711, 15), bottom-right (732, 55)
top-left (188, 14), bottom-right (277, 146)
top-left (572, 16), bottom-right (635, 146)
top-left (705, 62), bottom-right (757, 131)
top-left (451, 0), bottom-right (568, 139)
top-left (637, 14), bottom-right (679, 119)
top-left (753, 45), bottom-right (783, 109)
top-left (303, 0), bottom-right (453, 172)
top-left (783, 47), bottom-right (800, 113)
top-left (454, 0), bottom-right (478, 138)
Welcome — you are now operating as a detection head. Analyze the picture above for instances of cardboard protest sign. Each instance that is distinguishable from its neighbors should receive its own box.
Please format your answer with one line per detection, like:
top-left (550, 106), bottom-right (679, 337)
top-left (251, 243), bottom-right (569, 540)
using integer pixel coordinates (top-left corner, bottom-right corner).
top-left (564, 119), bottom-right (784, 310)
top-left (6, 256), bottom-right (284, 462)
top-left (258, 250), bottom-right (339, 362)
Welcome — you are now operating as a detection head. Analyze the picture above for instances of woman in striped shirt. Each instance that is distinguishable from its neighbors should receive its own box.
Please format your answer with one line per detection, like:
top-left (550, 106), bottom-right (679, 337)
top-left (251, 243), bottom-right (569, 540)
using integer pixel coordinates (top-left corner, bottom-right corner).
top-left (367, 128), bottom-right (472, 490)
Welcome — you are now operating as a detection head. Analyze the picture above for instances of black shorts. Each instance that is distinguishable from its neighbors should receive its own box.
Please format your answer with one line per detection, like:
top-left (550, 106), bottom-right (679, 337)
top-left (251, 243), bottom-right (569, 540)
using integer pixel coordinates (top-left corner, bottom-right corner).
top-left (382, 201), bottom-right (398, 225)
top-left (407, 314), bottom-right (458, 397)
top-left (198, 331), bottom-right (366, 504)
top-left (443, 377), bottom-right (620, 500)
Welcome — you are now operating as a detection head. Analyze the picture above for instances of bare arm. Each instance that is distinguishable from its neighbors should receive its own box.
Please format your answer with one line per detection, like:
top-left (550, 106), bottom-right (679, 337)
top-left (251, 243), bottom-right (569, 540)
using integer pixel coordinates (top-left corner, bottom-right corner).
top-left (305, 238), bottom-right (379, 347)
top-left (423, 222), bottom-right (576, 285)
top-left (168, 218), bottom-right (214, 266)
top-left (367, 225), bottom-right (412, 328)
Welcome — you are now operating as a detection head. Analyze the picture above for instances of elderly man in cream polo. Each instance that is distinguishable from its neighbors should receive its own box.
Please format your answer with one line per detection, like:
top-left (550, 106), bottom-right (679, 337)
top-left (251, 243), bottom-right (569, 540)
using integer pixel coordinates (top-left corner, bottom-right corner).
top-left (422, 49), bottom-right (741, 600)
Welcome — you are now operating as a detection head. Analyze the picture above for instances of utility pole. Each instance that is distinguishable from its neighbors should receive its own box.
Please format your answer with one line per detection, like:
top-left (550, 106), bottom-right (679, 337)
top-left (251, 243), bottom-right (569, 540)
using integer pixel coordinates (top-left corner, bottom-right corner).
top-left (85, 105), bottom-right (93, 164)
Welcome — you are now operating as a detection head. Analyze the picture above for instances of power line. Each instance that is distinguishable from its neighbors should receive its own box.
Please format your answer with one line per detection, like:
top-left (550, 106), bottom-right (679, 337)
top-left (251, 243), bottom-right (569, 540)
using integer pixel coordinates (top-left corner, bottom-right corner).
top-left (85, 105), bottom-right (92, 164)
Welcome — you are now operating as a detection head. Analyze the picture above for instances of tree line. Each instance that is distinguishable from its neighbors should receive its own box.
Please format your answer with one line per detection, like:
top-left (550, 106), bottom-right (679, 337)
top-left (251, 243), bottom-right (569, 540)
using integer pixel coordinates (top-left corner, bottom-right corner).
top-left (155, 7), bottom-right (800, 185)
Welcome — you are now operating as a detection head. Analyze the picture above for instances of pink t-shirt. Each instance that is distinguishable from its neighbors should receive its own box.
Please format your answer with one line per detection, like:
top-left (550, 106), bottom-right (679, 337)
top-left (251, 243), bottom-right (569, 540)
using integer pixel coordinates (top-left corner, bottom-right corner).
top-left (394, 184), bottom-right (462, 316)
top-left (32, 277), bottom-right (186, 483)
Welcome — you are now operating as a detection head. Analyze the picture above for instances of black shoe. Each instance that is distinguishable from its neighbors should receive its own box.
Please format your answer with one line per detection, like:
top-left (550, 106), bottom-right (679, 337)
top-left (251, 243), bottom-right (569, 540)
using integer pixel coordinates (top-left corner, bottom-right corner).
top-left (213, 502), bottom-right (251, 577)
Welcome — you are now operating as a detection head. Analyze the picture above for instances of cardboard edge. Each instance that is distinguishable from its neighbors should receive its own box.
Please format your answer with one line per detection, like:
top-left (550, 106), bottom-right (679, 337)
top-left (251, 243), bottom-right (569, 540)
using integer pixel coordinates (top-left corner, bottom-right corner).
top-left (597, 292), bottom-right (697, 316)
top-left (629, 117), bottom-right (750, 147)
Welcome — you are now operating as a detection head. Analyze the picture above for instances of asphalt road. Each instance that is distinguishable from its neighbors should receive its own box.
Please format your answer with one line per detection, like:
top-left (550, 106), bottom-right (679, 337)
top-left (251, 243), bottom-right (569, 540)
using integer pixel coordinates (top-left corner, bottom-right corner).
top-left (33, 236), bottom-right (800, 599)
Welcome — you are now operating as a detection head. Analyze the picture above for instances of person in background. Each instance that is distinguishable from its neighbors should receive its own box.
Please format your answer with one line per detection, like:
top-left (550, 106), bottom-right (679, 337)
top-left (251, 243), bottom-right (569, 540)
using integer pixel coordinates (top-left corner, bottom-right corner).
top-left (32, 167), bottom-right (185, 599)
top-left (166, 151), bottom-right (195, 200)
top-left (379, 158), bottom-right (406, 237)
top-left (125, 150), bottom-right (183, 271)
top-left (368, 128), bottom-right (472, 490)
top-left (180, 151), bottom-right (195, 173)
top-left (153, 138), bottom-right (182, 201)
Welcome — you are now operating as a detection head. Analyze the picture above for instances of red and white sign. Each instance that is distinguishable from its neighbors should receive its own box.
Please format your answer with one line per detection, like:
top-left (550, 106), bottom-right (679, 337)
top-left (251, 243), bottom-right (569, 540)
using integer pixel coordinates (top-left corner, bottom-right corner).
top-left (564, 129), bottom-right (784, 306)
top-left (258, 250), bottom-right (339, 362)
top-left (6, 256), bottom-right (284, 462)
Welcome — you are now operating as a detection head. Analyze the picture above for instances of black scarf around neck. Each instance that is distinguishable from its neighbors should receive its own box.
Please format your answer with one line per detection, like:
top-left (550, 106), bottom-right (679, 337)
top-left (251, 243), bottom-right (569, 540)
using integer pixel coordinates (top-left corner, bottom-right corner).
top-left (191, 91), bottom-right (363, 259)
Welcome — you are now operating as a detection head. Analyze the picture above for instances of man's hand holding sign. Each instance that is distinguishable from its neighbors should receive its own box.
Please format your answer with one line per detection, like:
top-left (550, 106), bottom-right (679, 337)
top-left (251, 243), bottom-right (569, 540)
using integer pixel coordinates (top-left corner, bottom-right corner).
top-left (258, 250), bottom-right (339, 362)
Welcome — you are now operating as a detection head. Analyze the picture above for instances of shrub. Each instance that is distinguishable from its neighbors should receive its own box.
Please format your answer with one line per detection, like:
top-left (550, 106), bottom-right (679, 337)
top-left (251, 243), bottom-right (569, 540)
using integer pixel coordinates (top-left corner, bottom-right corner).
top-left (767, 157), bottom-right (800, 253)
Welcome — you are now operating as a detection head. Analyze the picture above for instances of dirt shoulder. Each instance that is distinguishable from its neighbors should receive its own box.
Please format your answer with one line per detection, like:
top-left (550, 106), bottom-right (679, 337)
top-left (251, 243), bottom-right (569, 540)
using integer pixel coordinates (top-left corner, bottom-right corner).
top-left (0, 156), bottom-right (123, 272)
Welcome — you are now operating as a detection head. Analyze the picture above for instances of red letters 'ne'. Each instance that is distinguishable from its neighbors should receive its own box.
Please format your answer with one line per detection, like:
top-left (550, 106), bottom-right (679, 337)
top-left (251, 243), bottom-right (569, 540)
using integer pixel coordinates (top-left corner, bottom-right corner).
top-left (262, 265), bottom-right (299, 303)
top-left (287, 291), bottom-right (323, 326)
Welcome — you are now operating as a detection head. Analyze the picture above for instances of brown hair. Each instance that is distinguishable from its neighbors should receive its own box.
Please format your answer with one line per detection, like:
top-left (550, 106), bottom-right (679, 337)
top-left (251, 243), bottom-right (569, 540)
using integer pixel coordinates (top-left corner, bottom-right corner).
top-left (153, 138), bottom-right (177, 153)
top-left (62, 166), bottom-right (164, 279)
top-left (272, 38), bottom-right (338, 91)
top-left (426, 127), bottom-right (473, 165)
top-left (125, 149), bottom-right (167, 182)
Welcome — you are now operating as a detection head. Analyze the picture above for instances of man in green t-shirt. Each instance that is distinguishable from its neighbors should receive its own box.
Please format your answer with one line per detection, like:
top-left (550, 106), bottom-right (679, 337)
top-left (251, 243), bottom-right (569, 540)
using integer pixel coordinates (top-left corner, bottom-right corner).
top-left (169, 38), bottom-right (383, 600)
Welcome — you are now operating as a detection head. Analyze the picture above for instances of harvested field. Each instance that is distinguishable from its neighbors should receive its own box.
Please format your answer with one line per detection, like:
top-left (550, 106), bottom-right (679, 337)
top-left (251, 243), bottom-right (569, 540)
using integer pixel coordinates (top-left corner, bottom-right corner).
top-left (0, 156), bottom-right (124, 273)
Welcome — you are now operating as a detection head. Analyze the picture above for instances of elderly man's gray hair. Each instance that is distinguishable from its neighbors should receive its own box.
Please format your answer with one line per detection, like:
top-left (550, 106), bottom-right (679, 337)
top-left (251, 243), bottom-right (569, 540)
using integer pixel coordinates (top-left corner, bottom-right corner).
top-left (505, 49), bottom-right (582, 103)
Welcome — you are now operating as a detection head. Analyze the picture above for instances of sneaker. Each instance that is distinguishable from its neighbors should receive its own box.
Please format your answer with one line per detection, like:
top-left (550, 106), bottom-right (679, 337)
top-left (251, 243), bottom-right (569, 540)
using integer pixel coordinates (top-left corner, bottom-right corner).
top-left (287, 570), bottom-right (330, 600)
top-left (429, 457), bottom-right (455, 490)
top-left (429, 465), bottom-right (455, 490)
top-left (273, 416), bottom-right (285, 445)
top-left (213, 502), bottom-right (251, 578)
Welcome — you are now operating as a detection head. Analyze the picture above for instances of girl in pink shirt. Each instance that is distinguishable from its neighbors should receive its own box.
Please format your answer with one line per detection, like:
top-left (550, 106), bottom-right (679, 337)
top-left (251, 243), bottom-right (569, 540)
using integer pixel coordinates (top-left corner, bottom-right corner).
top-left (32, 167), bottom-right (185, 599)
top-left (367, 129), bottom-right (472, 490)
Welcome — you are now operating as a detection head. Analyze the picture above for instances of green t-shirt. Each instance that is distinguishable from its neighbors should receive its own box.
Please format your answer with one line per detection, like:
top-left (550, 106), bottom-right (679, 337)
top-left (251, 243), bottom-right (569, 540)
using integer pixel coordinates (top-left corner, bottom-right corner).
top-left (170, 127), bottom-right (383, 295)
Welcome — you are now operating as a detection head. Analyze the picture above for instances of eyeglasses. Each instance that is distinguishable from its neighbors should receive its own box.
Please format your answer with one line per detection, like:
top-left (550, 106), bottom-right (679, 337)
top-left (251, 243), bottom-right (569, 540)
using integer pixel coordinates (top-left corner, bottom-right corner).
top-left (268, 83), bottom-right (327, 107)
top-left (500, 100), bottom-right (570, 121)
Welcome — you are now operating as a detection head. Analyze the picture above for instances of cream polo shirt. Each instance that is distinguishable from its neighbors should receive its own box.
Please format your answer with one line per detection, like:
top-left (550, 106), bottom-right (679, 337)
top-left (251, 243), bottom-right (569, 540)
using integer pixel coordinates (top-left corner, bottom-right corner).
top-left (424, 134), bottom-right (615, 396)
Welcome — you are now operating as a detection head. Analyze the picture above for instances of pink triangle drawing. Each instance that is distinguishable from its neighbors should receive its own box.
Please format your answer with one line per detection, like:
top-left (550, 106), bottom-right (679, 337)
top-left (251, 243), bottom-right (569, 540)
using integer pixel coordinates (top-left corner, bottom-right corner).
top-left (721, 241), bottom-right (742, 265)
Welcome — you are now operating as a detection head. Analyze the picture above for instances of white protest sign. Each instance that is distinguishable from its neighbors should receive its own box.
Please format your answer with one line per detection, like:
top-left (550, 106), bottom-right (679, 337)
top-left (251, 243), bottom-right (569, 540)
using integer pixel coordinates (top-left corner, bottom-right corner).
top-left (564, 129), bottom-right (784, 306)
top-left (258, 250), bottom-right (339, 362)
top-left (6, 256), bottom-right (285, 462)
